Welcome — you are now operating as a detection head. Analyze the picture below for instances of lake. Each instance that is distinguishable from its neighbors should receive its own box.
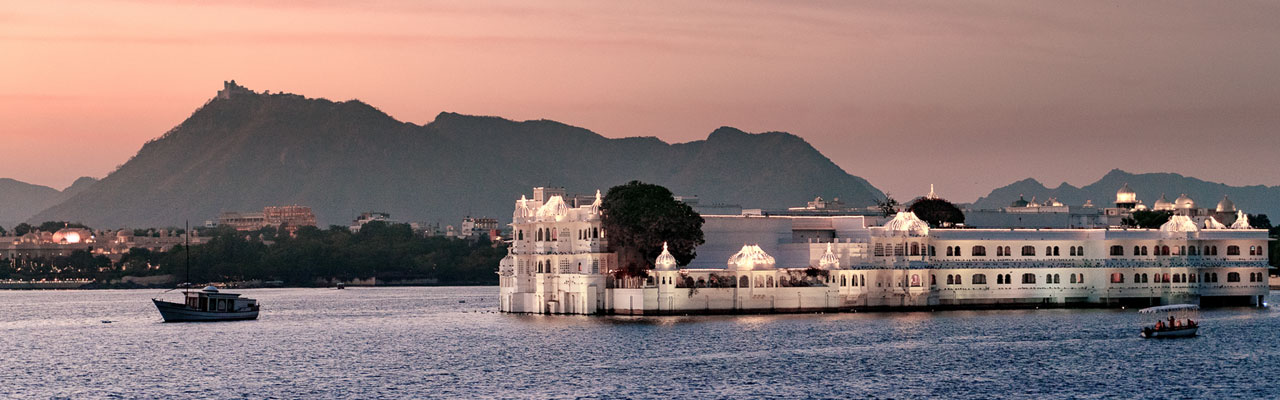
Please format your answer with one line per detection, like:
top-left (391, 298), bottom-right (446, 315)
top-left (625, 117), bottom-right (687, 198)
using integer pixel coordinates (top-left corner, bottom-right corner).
top-left (1, 287), bottom-right (1276, 398)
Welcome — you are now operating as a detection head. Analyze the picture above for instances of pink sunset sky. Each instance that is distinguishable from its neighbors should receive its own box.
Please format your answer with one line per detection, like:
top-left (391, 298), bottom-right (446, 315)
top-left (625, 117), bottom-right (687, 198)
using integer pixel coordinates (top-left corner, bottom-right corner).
top-left (4, 0), bottom-right (1280, 202)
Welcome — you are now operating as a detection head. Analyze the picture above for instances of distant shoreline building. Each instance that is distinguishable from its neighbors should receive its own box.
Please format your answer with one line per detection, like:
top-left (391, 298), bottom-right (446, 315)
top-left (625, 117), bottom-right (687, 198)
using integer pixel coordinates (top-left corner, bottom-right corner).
top-left (499, 186), bottom-right (1269, 315)
top-left (217, 205), bottom-right (316, 233)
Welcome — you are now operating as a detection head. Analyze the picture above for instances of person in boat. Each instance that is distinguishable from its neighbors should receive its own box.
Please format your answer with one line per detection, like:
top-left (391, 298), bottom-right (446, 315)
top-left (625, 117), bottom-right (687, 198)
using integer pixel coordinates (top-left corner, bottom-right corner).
top-left (1155, 321), bottom-right (1164, 330)
top-left (1168, 315), bottom-right (1175, 328)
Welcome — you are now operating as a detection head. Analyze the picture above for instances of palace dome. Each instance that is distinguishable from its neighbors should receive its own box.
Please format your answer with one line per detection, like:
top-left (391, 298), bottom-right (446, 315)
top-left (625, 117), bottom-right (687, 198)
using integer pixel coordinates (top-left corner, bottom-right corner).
top-left (655, 242), bottom-right (678, 271)
top-left (817, 243), bottom-right (840, 270)
top-left (883, 211), bottom-right (930, 236)
top-left (1174, 194), bottom-right (1195, 209)
top-left (1116, 183), bottom-right (1137, 203)
top-left (514, 195), bottom-right (532, 220)
top-left (1152, 194), bottom-right (1174, 211)
top-left (499, 250), bottom-right (516, 274)
top-left (1204, 217), bottom-right (1227, 229)
top-left (1230, 211), bottom-right (1252, 229)
top-left (1010, 195), bottom-right (1029, 208)
top-left (536, 195), bottom-right (569, 221)
top-left (1216, 195), bottom-right (1235, 213)
top-left (1159, 215), bottom-right (1199, 233)
top-left (728, 244), bottom-right (775, 270)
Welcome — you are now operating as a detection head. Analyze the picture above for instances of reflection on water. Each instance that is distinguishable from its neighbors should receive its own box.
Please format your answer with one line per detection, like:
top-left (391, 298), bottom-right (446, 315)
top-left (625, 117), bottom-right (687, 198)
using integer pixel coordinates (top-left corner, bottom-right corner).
top-left (0, 287), bottom-right (1276, 398)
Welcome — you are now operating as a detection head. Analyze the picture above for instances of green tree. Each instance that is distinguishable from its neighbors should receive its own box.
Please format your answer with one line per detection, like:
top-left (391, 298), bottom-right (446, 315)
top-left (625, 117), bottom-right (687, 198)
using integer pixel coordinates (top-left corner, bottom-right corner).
top-left (12, 223), bottom-right (33, 236)
top-left (37, 221), bottom-right (91, 232)
top-left (1121, 210), bottom-right (1172, 229)
top-left (876, 194), bottom-right (899, 217)
top-left (907, 198), bottom-right (965, 227)
top-left (1248, 214), bottom-right (1271, 230)
top-left (601, 181), bottom-right (705, 278)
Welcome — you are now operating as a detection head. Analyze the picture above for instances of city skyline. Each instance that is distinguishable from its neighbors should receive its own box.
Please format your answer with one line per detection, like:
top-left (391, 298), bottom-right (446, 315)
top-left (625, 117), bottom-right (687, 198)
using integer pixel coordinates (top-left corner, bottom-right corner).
top-left (5, 1), bottom-right (1280, 202)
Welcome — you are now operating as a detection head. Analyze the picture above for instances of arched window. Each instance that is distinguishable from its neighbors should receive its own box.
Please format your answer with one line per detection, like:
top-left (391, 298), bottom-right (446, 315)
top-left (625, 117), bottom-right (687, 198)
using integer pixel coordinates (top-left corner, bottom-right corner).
top-left (910, 243), bottom-right (920, 256)
top-left (997, 274), bottom-right (1005, 284)
top-left (946, 275), bottom-right (954, 285)
top-left (932, 274), bottom-right (938, 286)
top-left (1189, 273), bottom-right (1197, 283)
top-left (1053, 274), bottom-right (1060, 284)
top-left (1111, 245), bottom-right (1124, 256)
top-left (1142, 246), bottom-right (1149, 256)
top-left (1249, 246), bottom-right (1256, 256)
top-left (997, 247), bottom-right (1005, 257)
top-left (1179, 246), bottom-right (1185, 255)
top-left (1005, 274), bottom-right (1012, 284)
top-left (972, 274), bottom-right (987, 284)
top-left (1045, 273), bottom-right (1052, 284)
top-left (1173, 274), bottom-right (1181, 283)
top-left (739, 276), bottom-right (749, 288)
top-left (1070, 274), bottom-right (1077, 284)
top-left (1134, 273), bottom-right (1141, 283)
top-left (1142, 273), bottom-right (1149, 283)
top-left (1078, 246), bottom-right (1085, 257)
top-left (1228, 246), bottom-right (1240, 256)
top-left (910, 274), bottom-right (921, 287)
top-left (946, 247), bottom-right (954, 257)
top-left (929, 246), bottom-right (936, 257)
top-left (1111, 273), bottom-right (1124, 283)
top-left (972, 246), bottom-right (986, 256)
top-left (954, 275), bottom-right (962, 285)
top-left (766, 276), bottom-right (774, 287)
top-left (1227, 272), bottom-right (1240, 282)
top-left (1021, 273), bottom-right (1036, 284)
top-left (1162, 273), bottom-right (1170, 282)
top-left (536, 229), bottom-right (543, 241)
top-left (1045, 246), bottom-right (1052, 256)
top-left (1133, 245), bottom-right (1140, 256)
top-left (1211, 246), bottom-right (1219, 256)
top-left (841, 275), bottom-right (847, 286)
top-left (1070, 247), bottom-right (1077, 256)
top-left (861, 274), bottom-right (867, 287)
top-left (1162, 246), bottom-right (1170, 256)
top-left (954, 246), bottom-right (962, 257)
top-left (1022, 246), bottom-right (1036, 256)
top-left (1203, 245), bottom-right (1210, 256)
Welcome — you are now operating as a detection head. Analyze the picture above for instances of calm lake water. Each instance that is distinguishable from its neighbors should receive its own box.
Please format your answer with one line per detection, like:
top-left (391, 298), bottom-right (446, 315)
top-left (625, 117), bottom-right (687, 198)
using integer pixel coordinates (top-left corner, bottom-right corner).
top-left (1, 287), bottom-right (1276, 399)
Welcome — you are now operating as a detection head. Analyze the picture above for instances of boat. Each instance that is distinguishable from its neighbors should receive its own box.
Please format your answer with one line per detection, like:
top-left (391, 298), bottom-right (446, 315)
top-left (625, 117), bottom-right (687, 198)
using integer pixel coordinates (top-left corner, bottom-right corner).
top-left (1139, 304), bottom-right (1199, 338)
top-left (152, 286), bottom-right (260, 322)
top-left (336, 282), bottom-right (345, 290)
top-left (152, 221), bottom-right (260, 322)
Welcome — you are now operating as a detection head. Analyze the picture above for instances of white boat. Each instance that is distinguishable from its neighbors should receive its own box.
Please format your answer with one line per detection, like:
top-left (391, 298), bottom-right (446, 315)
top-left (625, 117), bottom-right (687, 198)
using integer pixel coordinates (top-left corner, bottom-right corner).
top-left (1139, 304), bottom-right (1200, 338)
top-left (153, 286), bottom-right (259, 322)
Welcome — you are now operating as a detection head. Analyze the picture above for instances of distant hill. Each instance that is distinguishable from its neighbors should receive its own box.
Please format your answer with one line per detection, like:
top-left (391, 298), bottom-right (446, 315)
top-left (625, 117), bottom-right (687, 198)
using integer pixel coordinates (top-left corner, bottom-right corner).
top-left (0, 177), bottom-right (97, 228)
top-left (972, 169), bottom-right (1280, 218)
top-left (28, 82), bottom-right (883, 228)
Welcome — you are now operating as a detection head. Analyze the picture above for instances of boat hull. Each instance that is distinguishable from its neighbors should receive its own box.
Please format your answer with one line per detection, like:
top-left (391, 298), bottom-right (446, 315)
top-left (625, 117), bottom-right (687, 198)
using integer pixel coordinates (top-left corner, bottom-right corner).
top-left (1141, 326), bottom-right (1198, 338)
top-left (152, 299), bottom-right (258, 322)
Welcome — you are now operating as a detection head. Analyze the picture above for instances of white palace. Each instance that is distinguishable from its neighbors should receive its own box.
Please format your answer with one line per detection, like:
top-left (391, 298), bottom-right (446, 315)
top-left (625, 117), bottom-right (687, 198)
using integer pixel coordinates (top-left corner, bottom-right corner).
top-left (498, 186), bottom-right (1270, 315)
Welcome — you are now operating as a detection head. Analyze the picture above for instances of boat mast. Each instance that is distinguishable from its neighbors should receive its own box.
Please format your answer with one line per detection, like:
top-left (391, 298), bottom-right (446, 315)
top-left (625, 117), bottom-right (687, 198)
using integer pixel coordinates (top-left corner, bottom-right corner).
top-left (184, 220), bottom-right (190, 293)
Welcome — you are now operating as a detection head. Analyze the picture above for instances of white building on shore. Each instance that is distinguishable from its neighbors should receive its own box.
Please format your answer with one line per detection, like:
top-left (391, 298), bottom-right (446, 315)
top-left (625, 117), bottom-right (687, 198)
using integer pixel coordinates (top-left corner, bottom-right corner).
top-left (499, 187), bottom-right (1271, 315)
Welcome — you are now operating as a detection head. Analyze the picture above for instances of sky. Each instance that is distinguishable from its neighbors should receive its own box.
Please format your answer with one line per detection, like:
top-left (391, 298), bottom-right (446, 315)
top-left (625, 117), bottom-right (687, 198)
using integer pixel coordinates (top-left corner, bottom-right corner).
top-left (3, 0), bottom-right (1280, 203)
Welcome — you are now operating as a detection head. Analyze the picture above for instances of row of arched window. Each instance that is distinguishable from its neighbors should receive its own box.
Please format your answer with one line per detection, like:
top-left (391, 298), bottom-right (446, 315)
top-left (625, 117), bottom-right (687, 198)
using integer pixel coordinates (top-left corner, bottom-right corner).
top-left (1110, 272), bottom-right (1227, 284)
top-left (1106, 245), bottom-right (1256, 257)
top-left (518, 227), bottom-right (601, 242)
top-left (839, 274), bottom-right (867, 287)
top-left (930, 273), bottom-right (1084, 285)
top-left (1248, 272), bottom-right (1265, 282)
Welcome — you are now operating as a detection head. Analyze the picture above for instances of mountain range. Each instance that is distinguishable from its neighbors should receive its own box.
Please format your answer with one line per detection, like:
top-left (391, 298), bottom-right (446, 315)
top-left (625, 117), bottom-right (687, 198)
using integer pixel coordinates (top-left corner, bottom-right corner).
top-left (19, 83), bottom-right (884, 228)
top-left (0, 177), bottom-right (96, 228)
top-left (971, 169), bottom-right (1280, 218)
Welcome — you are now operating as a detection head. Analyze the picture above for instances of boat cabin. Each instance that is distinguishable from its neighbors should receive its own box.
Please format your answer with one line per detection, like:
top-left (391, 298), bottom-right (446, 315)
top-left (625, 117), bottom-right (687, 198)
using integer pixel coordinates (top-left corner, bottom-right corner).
top-left (184, 286), bottom-right (259, 313)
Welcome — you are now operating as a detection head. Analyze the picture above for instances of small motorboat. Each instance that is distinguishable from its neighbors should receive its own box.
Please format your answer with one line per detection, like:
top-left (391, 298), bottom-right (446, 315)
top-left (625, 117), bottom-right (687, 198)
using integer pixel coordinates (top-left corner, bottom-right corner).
top-left (336, 282), bottom-right (345, 290)
top-left (153, 285), bottom-right (260, 322)
top-left (1139, 304), bottom-right (1199, 338)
